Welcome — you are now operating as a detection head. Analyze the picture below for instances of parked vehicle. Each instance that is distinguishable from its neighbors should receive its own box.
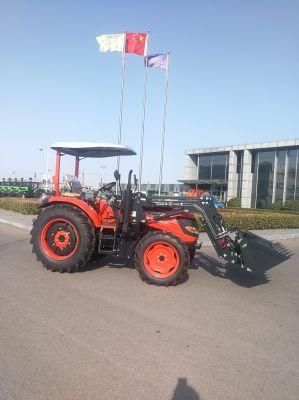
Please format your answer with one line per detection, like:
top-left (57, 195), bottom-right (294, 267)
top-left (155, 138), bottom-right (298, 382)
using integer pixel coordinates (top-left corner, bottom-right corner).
top-left (30, 142), bottom-right (288, 286)
top-left (185, 189), bottom-right (224, 208)
top-left (0, 178), bottom-right (45, 198)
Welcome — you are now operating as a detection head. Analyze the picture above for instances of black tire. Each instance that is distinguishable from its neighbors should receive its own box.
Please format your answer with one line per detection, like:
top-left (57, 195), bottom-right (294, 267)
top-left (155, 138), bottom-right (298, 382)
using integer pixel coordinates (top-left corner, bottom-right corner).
top-left (189, 246), bottom-right (196, 262)
top-left (34, 188), bottom-right (45, 198)
top-left (30, 204), bottom-right (96, 272)
top-left (134, 232), bottom-right (190, 286)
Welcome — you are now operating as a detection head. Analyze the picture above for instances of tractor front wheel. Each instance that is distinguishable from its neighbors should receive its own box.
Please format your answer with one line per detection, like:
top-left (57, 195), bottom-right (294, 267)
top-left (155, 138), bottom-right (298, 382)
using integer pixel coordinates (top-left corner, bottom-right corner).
top-left (31, 204), bottom-right (96, 272)
top-left (134, 232), bottom-right (190, 286)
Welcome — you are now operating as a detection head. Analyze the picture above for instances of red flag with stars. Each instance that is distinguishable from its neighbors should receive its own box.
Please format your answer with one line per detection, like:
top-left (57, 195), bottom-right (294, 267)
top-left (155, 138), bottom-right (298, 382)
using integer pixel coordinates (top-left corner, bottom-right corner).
top-left (125, 32), bottom-right (147, 56)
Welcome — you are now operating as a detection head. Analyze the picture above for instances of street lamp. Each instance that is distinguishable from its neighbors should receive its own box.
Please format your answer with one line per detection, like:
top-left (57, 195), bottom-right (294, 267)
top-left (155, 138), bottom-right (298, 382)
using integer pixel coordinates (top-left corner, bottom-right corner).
top-left (100, 165), bottom-right (106, 188)
top-left (39, 148), bottom-right (50, 190)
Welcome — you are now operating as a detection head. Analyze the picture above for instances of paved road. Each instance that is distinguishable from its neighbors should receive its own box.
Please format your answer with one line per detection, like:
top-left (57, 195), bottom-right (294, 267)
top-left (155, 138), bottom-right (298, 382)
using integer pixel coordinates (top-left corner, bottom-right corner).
top-left (0, 224), bottom-right (298, 400)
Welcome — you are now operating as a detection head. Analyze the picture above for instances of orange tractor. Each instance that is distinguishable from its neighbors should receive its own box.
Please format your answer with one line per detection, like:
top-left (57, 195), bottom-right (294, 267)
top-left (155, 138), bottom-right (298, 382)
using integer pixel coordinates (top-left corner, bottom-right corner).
top-left (31, 142), bottom-right (287, 286)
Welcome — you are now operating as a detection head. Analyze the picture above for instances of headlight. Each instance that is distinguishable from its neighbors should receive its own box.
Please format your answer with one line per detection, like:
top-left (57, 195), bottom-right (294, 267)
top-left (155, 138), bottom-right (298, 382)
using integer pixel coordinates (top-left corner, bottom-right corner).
top-left (184, 225), bottom-right (199, 235)
top-left (178, 218), bottom-right (199, 237)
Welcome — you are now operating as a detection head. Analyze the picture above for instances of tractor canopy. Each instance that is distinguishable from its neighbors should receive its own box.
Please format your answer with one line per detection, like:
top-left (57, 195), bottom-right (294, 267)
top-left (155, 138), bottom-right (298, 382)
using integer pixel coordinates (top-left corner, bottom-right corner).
top-left (50, 142), bottom-right (136, 196)
top-left (50, 142), bottom-right (136, 158)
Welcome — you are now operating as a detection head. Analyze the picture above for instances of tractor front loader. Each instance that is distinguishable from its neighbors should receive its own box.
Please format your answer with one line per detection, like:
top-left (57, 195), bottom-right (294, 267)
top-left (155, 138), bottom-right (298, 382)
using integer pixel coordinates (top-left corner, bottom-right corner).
top-left (30, 142), bottom-right (290, 286)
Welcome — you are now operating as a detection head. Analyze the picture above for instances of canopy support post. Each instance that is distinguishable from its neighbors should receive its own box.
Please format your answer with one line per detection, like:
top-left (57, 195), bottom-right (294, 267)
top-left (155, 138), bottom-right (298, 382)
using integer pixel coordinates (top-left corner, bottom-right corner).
top-left (54, 150), bottom-right (61, 196)
top-left (75, 154), bottom-right (80, 178)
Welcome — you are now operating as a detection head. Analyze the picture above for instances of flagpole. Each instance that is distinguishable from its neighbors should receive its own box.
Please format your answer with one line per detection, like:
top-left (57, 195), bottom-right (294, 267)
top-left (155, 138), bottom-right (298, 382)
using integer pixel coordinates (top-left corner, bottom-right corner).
top-left (158, 53), bottom-right (170, 196)
top-left (138, 31), bottom-right (149, 192)
top-left (116, 30), bottom-right (126, 179)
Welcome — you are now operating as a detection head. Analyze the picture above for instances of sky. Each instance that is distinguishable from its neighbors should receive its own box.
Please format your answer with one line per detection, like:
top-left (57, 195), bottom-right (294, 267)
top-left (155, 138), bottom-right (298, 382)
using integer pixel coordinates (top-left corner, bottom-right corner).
top-left (1, 0), bottom-right (298, 185)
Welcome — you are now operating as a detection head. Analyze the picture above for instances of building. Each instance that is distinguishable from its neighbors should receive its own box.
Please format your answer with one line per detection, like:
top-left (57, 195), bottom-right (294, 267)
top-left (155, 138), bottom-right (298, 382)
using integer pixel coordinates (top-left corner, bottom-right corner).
top-left (120, 183), bottom-right (184, 196)
top-left (182, 139), bottom-right (299, 208)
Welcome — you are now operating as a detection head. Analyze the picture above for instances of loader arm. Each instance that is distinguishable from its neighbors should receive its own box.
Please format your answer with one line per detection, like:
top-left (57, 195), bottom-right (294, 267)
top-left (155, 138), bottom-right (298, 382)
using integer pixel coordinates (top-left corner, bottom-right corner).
top-left (149, 196), bottom-right (291, 274)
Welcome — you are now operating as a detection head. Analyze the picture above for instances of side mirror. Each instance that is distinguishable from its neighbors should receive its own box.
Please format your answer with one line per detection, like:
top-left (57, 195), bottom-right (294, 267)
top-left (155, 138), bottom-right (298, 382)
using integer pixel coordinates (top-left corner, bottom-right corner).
top-left (114, 170), bottom-right (120, 181)
top-left (134, 174), bottom-right (138, 189)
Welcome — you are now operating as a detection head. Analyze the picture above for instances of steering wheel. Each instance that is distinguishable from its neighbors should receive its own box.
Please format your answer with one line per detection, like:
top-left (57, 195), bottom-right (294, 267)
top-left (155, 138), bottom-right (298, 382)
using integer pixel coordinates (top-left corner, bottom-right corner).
top-left (99, 181), bottom-right (116, 192)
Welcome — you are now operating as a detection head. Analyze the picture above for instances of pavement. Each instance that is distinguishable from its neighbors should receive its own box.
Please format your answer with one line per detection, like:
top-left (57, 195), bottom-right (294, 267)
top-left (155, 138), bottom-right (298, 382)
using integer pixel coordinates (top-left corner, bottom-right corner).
top-left (0, 223), bottom-right (298, 400)
top-left (1, 208), bottom-right (299, 246)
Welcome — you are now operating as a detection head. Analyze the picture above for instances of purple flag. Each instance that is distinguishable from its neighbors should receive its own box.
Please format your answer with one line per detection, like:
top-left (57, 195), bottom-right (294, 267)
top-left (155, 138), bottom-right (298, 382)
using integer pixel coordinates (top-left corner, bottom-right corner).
top-left (145, 53), bottom-right (168, 70)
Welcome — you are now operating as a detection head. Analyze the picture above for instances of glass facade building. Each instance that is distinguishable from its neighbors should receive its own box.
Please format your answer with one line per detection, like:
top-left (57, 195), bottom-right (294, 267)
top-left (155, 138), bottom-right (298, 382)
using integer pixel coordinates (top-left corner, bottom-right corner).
top-left (251, 147), bottom-right (299, 208)
top-left (198, 153), bottom-right (229, 181)
top-left (183, 140), bottom-right (299, 208)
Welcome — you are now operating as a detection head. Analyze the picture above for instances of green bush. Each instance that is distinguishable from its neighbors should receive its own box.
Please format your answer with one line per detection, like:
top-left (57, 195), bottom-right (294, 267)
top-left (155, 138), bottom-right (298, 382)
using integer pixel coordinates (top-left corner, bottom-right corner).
top-left (227, 197), bottom-right (241, 208)
top-left (282, 200), bottom-right (299, 212)
top-left (265, 200), bottom-right (299, 212)
top-left (268, 201), bottom-right (283, 210)
top-left (195, 208), bottom-right (299, 231)
top-left (0, 197), bottom-right (40, 215)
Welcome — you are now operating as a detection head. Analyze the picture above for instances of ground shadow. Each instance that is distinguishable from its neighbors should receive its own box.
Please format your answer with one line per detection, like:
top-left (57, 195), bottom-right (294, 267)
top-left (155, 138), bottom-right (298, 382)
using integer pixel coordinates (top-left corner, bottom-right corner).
top-left (79, 254), bottom-right (135, 272)
top-left (79, 240), bottom-right (292, 288)
top-left (171, 378), bottom-right (200, 400)
top-left (191, 239), bottom-right (293, 288)
top-left (191, 252), bottom-right (271, 288)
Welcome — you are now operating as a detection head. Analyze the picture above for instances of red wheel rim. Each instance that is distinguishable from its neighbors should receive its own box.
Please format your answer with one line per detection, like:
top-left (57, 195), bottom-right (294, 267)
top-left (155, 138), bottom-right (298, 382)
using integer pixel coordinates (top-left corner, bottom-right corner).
top-left (143, 241), bottom-right (180, 278)
top-left (40, 218), bottom-right (79, 260)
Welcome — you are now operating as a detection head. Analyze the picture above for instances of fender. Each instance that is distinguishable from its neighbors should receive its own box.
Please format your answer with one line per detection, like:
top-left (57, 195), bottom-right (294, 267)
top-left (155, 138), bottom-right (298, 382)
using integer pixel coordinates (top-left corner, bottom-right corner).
top-left (39, 196), bottom-right (101, 228)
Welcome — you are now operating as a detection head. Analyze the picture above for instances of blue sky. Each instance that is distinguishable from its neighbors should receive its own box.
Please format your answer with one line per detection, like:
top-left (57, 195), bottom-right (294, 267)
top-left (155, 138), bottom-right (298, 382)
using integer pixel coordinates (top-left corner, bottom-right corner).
top-left (1, 0), bottom-right (298, 184)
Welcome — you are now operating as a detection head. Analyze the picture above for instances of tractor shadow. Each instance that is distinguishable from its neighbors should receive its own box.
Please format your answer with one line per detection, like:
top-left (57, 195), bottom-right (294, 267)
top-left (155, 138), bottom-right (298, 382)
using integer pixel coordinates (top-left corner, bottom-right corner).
top-left (80, 241), bottom-right (293, 289)
top-left (191, 240), bottom-right (293, 288)
top-left (81, 253), bottom-right (268, 287)
top-left (191, 252), bottom-right (269, 287)
top-left (80, 254), bottom-right (135, 272)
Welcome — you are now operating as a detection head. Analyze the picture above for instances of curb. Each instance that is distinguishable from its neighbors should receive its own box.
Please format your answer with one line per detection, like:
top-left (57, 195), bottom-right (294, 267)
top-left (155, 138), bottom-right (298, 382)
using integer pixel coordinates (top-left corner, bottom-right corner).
top-left (0, 218), bottom-right (32, 232)
top-left (260, 233), bottom-right (299, 240)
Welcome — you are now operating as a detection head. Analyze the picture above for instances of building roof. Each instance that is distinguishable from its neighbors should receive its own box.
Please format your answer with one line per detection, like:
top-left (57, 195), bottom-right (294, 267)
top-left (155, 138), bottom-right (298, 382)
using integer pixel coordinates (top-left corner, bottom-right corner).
top-left (186, 139), bottom-right (299, 155)
top-left (179, 179), bottom-right (228, 185)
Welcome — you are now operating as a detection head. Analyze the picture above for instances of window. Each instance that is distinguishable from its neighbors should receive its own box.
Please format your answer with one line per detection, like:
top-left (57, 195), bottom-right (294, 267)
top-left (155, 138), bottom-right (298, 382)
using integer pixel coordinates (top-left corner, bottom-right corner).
top-left (286, 149), bottom-right (297, 201)
top-left (275, 150), bottom-right (286, 201)
top-left (251, 151), bottom-right (259, 207)
top-left (198, 155), bottom-right (212, 180)
top-left (251, 152), bottom-right (257, 174)
top-left (198, 153), bottom-right (228, 180)
top-left (256, 150), bottom-right (275, 208)
top-left (211, 154), bottom-right (228, 180)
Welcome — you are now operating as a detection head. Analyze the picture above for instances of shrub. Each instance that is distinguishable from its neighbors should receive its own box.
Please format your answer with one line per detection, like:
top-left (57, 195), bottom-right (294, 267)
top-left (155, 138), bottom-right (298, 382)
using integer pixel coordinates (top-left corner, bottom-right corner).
top-left (0, 197), bottom-right (40, 215)
top-left (268, 201), bottom-right (283, 210)
top-left (282, 200), bottom-right (299, 212)
top-left (194, 208), bottom-right (299, 231)
top-left (227, 197), bottom-right (241, 208)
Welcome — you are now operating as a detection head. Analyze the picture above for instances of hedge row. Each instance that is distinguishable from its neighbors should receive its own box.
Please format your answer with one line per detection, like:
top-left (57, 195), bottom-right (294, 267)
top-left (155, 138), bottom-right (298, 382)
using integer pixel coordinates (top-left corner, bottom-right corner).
top-left (1, 197), bottom-right (299, 230)
top-left (0, 197), bottom-right (40, 215)
top-left (268, 200), bottom-right (299, 212)
top-left (195, 208), bottom-right (299, 231)
top-left (227, 197), bottom-right (299, 212)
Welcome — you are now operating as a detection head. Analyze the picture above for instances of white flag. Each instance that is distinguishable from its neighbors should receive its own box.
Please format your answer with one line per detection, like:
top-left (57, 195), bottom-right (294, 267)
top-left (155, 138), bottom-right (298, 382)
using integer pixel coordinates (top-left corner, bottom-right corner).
top-left (96, 33), bottom-right (125, 52)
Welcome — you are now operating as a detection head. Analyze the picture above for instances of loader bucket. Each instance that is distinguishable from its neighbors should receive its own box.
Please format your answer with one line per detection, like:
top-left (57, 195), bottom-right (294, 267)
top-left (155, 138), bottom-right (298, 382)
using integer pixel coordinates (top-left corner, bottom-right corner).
top-left (237, 230), bottom-right (292, 275)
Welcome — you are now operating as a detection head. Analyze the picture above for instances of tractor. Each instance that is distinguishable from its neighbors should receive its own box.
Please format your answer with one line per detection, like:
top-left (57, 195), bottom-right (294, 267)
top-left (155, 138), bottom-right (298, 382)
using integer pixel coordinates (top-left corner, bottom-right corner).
top-left (31, 142), bottom-right (289, 286)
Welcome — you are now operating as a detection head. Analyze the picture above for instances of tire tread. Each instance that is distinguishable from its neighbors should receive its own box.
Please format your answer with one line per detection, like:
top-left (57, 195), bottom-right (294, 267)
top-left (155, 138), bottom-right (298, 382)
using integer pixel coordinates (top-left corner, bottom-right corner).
top-left (134, 231), bottom-right (190, 286)
top-left (30, 204), bottom-right (95, 273)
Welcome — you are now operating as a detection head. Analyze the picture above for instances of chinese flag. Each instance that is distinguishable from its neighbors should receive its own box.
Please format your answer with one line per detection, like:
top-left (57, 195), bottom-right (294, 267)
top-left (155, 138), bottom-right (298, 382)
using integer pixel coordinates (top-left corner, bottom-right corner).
top-left (125, 32), bottom-right (147, 56)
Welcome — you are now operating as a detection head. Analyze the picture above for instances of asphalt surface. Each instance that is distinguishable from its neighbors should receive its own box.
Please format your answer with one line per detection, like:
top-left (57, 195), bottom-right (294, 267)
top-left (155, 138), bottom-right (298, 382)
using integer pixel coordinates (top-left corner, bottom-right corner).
top-left (0, 224), bottom-right (298, 400)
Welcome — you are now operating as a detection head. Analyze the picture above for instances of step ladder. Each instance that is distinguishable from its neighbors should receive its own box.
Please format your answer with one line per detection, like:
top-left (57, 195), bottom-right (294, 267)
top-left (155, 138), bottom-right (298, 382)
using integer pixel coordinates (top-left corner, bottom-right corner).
top-left (98, 227), bottom-right (116, 254)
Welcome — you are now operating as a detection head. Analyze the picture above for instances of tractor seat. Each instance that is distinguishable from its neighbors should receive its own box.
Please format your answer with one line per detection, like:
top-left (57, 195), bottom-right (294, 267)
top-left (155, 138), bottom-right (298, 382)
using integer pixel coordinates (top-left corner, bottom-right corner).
top-left (62, 175), bottom-right (83, 197)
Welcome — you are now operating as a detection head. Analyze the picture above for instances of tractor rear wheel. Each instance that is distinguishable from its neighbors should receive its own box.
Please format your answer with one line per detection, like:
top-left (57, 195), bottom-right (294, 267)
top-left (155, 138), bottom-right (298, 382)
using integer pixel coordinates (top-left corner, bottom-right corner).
top-left (134, 232), bottom-right (190, 286)
top-left (31, 204), bottom-right (96, 272)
